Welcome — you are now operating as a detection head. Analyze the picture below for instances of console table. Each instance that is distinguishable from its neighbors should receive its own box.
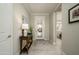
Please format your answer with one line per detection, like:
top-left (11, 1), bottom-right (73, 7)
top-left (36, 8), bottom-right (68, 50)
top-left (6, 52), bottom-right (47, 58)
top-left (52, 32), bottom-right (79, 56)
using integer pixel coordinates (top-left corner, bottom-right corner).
top-left (19, 35), bottom-right (32, 54)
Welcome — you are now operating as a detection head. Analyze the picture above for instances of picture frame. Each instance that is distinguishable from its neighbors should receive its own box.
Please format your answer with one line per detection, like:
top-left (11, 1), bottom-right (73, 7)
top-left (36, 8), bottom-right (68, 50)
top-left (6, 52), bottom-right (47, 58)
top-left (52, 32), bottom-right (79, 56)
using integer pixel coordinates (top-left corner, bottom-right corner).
top-left (68, 4), bottom-right (79, 24)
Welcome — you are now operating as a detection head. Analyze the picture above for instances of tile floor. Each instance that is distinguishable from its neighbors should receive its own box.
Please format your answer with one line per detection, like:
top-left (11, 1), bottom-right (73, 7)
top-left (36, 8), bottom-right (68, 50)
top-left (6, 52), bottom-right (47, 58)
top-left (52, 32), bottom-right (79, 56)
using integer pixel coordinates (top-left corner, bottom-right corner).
top-left (27, 39), bottom-right (62, 55)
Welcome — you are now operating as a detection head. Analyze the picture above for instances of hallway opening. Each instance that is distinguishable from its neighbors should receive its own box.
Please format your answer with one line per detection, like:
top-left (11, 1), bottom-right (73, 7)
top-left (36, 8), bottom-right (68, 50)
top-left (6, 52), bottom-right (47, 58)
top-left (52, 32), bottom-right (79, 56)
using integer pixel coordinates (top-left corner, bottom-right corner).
top-left (21, 3), bottom-right (62, 55)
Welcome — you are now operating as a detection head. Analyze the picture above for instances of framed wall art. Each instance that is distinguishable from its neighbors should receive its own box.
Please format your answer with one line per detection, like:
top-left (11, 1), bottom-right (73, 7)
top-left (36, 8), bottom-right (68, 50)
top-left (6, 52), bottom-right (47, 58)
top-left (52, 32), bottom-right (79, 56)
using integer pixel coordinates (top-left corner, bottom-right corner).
top-left (68, 4), bottom-right (79, 24)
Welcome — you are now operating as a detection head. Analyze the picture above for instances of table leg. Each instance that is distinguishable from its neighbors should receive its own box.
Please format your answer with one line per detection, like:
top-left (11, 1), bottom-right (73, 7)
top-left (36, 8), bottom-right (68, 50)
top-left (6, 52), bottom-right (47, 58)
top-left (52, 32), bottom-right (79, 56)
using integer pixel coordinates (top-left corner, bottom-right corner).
top-left (20, 39), bottom-right (22, 54)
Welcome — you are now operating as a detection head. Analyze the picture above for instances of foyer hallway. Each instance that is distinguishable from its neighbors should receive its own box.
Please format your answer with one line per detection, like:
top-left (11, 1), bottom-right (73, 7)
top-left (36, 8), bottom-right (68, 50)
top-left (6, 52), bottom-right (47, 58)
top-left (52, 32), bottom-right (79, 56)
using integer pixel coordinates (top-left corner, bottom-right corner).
top-left (0, 3), bottom-right (79, 55)
top-left (22, 39), bottom-right (62, 55)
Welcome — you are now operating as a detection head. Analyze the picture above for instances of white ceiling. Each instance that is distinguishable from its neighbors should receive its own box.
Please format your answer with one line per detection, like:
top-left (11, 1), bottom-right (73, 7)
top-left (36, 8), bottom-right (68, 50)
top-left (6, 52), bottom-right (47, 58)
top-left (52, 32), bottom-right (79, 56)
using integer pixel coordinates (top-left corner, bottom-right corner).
top-left (23, 3), bottom-right (59, 13)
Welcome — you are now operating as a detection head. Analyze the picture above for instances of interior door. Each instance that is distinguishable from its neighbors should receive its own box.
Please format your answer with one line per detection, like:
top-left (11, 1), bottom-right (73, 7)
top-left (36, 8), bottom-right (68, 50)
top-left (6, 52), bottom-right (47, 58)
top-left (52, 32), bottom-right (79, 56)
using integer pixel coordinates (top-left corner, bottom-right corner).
top-left (0, 4), bottom-right (13, 55)
top-left (34, 16), bottom-right (45, 39)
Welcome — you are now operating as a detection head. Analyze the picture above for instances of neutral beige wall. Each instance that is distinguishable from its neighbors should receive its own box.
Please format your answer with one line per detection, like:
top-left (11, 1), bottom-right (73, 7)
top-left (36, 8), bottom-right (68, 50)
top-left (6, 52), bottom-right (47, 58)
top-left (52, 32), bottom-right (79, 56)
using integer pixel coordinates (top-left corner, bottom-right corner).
top-left (30, 13), bottom-right (49, 40)
top-left (52, 12), bottom-right (57, 44)
top-left (49, 14), bottom-right (53, 43)
top-left (13, 4), bottom-right (30, 54)
top-left (62, 3), bottom-right (79, 54)
top-left (45, 14), bottom-right (49, 40)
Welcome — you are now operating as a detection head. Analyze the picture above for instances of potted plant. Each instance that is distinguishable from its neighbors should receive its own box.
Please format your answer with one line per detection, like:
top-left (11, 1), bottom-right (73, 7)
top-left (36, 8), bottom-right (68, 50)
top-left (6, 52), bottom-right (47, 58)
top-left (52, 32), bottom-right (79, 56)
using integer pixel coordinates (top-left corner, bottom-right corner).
top-left (27, 26), bottom-right (33, 36)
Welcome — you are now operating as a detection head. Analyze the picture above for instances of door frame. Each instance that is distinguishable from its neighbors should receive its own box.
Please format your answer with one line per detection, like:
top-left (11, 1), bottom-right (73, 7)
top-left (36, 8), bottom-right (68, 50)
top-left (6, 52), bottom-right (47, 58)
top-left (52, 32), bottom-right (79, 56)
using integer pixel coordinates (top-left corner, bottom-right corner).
top-left (53, 4), bottom-right (62, 45)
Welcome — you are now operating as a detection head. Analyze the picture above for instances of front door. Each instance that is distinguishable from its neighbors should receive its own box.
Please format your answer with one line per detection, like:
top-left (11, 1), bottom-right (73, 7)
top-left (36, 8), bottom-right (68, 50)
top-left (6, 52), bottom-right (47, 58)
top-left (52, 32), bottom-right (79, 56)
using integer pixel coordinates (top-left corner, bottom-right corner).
top-left (34, 16), bottom-right (45, 40)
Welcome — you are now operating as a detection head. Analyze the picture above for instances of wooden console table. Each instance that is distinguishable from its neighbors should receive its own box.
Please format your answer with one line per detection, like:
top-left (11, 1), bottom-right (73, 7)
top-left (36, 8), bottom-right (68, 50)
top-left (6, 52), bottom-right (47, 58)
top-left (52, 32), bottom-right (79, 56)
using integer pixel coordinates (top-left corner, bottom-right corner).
top-left (19, 35), bottom-right (32, 54)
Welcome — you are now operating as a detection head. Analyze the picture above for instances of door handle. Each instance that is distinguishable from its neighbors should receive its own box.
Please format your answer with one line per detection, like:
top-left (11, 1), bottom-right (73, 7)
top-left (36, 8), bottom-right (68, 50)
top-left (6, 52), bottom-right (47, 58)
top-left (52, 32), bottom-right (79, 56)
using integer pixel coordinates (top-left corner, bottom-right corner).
top-left (7, 35), bottom-right (11, 38)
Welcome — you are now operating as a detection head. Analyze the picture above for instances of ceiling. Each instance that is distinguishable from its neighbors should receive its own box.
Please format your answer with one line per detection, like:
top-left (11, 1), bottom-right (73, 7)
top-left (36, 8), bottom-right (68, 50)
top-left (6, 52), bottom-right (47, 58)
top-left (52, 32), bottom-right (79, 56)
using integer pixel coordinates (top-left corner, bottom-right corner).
top-left (23, 3), bottom-right (60, 13)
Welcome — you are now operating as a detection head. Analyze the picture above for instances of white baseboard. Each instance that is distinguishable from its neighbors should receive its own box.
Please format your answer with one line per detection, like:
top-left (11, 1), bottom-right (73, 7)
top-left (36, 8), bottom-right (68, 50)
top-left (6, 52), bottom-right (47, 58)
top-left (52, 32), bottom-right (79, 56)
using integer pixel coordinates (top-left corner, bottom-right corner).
top-left (61, 51), bottom-right (66, 55)
top-left (13, 51), bottom-right (20, 55)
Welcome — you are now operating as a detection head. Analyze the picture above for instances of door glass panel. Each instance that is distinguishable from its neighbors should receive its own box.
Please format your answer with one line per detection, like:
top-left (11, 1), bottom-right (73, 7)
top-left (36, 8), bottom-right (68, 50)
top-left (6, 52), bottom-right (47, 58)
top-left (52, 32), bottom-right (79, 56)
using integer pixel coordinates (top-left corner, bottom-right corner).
top-left (34, 16), bottom-right (45, 39)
